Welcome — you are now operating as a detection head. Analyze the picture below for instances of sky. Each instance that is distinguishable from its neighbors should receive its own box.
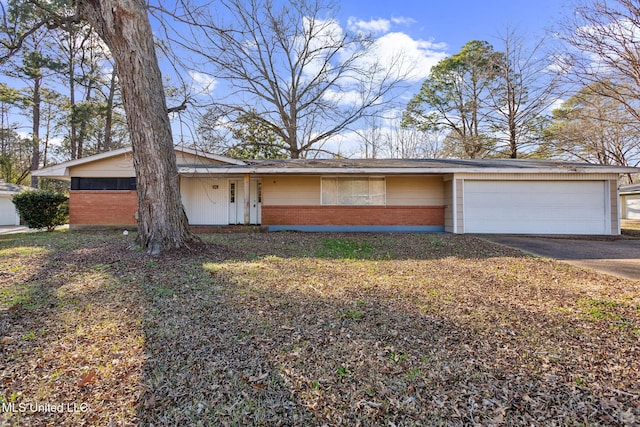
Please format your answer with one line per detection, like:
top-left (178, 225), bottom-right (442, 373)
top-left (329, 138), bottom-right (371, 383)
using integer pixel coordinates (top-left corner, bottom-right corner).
top-left (3, 0), bottom-right (579, 159)
top-left (177, 0), bottom-right (575, 157)
top-left (334, 0), bottom-right (572, 53)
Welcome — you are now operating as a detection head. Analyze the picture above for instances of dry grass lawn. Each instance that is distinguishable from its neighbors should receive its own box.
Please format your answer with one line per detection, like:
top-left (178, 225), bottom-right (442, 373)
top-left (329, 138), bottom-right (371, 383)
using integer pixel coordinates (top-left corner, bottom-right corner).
top-left (0, 230), bottom-right (638, 426)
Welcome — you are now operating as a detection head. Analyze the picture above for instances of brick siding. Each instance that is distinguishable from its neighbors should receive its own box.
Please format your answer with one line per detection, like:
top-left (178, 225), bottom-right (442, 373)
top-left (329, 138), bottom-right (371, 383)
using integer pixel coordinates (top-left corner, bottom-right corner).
top-left (69, 190), bottom-right (138, 225)
top-left (261, 205), bottom-right (445, 226)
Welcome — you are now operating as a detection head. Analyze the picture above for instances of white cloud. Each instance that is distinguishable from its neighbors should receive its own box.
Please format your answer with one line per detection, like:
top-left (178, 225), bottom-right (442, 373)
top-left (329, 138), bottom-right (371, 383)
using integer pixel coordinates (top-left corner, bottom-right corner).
top-left (322, 89), bottom-right (364, 106)
top-left (299, 17), bottom-right (346, 79)
top-left (365, 32), bottom-right (448, 82)
top-left (548, 98), bottom-right (565, 113)
top-left (391, 16), bottom-right (416, 26)
top-left (347, 17), bottom-right (391, 34)
top-left (189, 71), bottom-right (217, 94)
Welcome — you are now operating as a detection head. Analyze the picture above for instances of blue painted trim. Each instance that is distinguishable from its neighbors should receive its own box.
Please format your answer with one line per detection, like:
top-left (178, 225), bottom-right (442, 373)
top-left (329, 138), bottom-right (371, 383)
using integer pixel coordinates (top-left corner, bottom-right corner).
top-left (267, 225), bottom-right (445, 233)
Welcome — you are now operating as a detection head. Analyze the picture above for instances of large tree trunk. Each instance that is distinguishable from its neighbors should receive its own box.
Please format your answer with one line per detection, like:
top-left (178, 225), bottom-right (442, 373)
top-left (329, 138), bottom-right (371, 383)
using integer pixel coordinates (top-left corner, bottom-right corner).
top-left (78, 0), bottom-right (197, 254)
top-left (30, 77), bottom-right (41, 188)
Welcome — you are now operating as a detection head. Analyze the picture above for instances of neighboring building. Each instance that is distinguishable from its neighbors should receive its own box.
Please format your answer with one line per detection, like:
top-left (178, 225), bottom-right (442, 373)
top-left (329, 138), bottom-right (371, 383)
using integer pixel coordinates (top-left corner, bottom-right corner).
top-left (0, 182), bottom-right (26, 226)
top-left (32, 147), bottom-right (637, 235)
top-left (620, 184), bottom-right (640, 220)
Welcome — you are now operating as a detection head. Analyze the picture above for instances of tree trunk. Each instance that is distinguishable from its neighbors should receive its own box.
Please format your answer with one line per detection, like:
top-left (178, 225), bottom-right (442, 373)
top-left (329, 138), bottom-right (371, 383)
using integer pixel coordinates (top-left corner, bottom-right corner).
top-left (78, 0), bottom-right (197, 254)
top-left (69, 47), bottom-right (78, 160)
top-left (77, 83), bottom-right (93, 159)
top-left (103, 69), bottom-right (117, 152)
top-left (30, 77), bottom-right (41, 188)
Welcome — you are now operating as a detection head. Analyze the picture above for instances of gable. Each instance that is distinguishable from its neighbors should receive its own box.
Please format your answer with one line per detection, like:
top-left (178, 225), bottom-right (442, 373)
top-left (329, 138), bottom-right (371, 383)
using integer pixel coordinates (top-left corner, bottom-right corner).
top-left (175, 151), bottom-right (231, 166)
top-left (70, 152), bottom-right (136, 177)
top-left (33, 146), bottom-right (244, 179)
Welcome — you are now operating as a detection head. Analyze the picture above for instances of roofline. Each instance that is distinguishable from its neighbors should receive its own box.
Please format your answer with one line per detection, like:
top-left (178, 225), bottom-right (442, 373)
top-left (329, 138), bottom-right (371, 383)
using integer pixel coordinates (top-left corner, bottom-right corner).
top-left (174, 146), bottom-right (247, 166)
top-left (32, 146), bottom-right (247, 178)
top-left (177, 166), bottom-right (637, 175)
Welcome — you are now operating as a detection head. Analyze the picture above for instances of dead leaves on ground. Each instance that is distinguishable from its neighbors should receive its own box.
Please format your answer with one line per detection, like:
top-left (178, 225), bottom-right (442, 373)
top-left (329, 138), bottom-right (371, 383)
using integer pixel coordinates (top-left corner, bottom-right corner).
top-left (0, 231), bottom-right (639, 425)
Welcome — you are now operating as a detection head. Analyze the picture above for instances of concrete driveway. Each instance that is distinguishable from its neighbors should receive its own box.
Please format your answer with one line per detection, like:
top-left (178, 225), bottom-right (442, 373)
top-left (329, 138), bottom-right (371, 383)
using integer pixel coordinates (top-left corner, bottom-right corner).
top-left (480, 235), bottom-right (640, 281)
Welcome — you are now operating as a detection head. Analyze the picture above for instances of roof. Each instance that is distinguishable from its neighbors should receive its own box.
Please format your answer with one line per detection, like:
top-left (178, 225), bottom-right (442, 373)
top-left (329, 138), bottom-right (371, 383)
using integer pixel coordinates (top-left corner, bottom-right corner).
top-left (0, 182), bottom-right (30, 195)
top-left (32, 146), bottom-right (246, 178)
top-left (178, 158), bottom-right (639, 175)
top-left (620, 184), bottom-right (640, 194)
top-left (32, 147), bottom-right (640, 178)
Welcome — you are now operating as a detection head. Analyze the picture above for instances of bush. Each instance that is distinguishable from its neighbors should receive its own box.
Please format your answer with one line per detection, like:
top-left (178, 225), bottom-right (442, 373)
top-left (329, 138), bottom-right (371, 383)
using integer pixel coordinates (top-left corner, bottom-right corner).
top-left (12, 190), bottom-right (69, 231)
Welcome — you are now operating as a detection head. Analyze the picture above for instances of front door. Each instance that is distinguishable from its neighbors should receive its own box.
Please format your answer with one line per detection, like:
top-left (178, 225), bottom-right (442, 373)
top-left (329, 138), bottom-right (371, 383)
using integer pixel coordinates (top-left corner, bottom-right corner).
top-left (228, 179), bottom-right (261, 224)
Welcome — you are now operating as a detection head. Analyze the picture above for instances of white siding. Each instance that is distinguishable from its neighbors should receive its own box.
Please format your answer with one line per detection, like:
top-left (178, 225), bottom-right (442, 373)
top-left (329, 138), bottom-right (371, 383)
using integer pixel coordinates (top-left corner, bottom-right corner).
top-left (180, 177), bottom-right (229, 225)
top-left (444, 179), bottom-right (453, 232)
top-left (464, 180), bottom-right (609, 235)
top-left (0, 196), bottom-right (19, 225)
top-left (623, 194), bottom-right (640, 220)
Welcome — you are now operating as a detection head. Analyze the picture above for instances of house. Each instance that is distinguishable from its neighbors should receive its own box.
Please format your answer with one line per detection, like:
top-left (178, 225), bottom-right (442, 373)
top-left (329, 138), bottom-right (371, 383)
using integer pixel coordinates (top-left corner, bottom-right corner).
top-left (620, 184), bottom-right (640, 220)
top-left (32, 146), bottom-right (637, 235)
top-left (0, 182), bottom-right (26, 226)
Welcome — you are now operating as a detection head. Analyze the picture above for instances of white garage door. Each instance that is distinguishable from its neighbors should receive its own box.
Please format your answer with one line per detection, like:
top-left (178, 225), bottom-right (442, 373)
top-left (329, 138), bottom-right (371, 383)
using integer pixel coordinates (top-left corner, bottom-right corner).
top-left (0, 196), bottom-right (19, 226)
top-left (624, 194), bottom-right (640, 220)
top-left (464, 180), bottom-right (608, 234)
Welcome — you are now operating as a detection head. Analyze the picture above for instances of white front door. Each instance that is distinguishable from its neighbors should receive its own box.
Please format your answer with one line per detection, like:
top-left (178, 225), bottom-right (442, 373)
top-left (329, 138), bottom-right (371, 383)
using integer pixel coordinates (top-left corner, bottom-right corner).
top-left (229, 179), bottom-right (261, 224)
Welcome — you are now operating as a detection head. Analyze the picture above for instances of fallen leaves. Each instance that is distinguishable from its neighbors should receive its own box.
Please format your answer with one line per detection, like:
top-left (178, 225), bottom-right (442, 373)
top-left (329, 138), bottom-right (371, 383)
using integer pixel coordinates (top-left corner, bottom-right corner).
top-left (77, 370), bottom-right (96, 388)
top-left (0, 231), bottom-right (638, 425)
top-left (0, 336), bottom-right (15, 345)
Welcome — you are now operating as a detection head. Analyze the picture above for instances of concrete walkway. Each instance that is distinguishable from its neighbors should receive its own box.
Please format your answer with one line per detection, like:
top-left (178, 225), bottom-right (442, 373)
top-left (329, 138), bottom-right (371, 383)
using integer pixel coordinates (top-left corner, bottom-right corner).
top-left (0, 225), bottom-right (68, 235)
top-left (0, 226), bottom-right (31, 235)
top-left (481, 235), bottom-right (640, 281)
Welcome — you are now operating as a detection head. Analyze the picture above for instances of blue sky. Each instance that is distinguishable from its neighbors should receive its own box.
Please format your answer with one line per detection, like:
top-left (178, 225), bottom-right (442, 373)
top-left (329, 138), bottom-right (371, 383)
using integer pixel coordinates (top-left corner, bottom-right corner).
top-left (336, 0), bottom-right (572, 53)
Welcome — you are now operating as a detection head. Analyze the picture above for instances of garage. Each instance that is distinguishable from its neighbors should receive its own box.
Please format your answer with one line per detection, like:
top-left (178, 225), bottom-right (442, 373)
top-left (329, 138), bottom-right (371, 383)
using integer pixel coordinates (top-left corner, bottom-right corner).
top-left (0, 195), bottom-right (19, 226)
top-left (464, 180), bottom-right (608, 234)
top-left (620, 185), bottom-right (640, 220)
top-left (622, 194), bottom-right (640, 220)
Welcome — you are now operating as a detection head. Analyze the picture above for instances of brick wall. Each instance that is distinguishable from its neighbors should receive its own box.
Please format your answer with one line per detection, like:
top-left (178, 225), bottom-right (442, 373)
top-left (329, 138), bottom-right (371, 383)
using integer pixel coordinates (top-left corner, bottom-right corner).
top-left (262, 205), bottom-right (445, 226)
top-left (69, 190), bottom-right (138, 225)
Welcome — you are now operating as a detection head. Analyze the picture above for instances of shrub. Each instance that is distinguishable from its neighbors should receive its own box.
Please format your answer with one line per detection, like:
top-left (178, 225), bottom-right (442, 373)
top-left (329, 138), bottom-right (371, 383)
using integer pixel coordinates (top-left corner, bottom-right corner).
top-left (12, 190), bottom-right (69, 231)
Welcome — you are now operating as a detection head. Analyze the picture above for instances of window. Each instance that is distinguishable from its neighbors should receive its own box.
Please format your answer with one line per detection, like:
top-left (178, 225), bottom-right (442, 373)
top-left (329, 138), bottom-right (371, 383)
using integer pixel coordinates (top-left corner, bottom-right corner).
top-left (71, 177), bottom-right (136, 191)
top-left (229, 182), bottom-right (236, 203)
top-left (321, 177), bottom-right (385, 205)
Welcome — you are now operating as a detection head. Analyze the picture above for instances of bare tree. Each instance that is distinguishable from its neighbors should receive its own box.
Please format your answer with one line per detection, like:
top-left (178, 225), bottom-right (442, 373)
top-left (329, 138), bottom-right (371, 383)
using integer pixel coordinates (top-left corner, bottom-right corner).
top-left (356, 117), bottom-right (384, 159)
top-left (165, 0), bottom-right (412, 158)
top-left (559, 0), bottom-right (640, 125)
top-left (488, 27), bottom-right (562, 158)
top-left (385, 117), bottom-right (446, 159)
top-left (75, 0), bottom-right (197, 253)
top-left (544, 82), bottom-right (640, 173)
